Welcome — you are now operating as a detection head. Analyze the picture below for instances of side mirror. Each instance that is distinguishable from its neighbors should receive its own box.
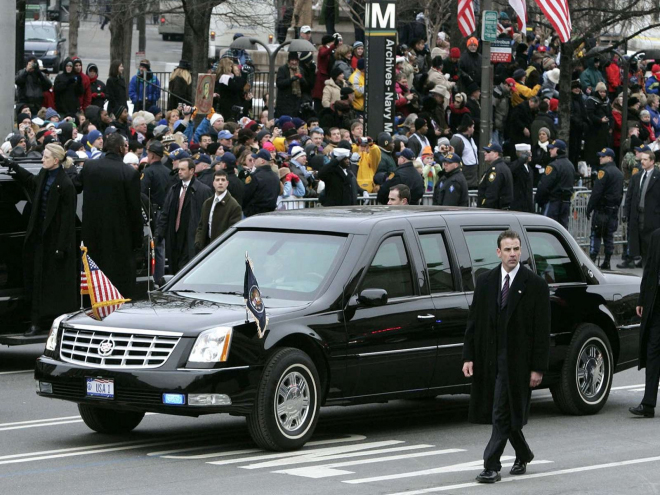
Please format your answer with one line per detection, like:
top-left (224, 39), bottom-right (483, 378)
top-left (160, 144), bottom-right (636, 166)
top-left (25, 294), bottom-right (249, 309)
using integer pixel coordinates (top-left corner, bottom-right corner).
top-left (357, 288), bottom-right (388, 307)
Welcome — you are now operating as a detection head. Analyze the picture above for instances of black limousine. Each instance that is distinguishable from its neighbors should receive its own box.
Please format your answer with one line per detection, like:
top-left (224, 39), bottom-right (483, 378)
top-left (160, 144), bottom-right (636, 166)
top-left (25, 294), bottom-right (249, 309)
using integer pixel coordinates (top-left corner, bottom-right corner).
top-left (35, 207), bottom-right (641, 451)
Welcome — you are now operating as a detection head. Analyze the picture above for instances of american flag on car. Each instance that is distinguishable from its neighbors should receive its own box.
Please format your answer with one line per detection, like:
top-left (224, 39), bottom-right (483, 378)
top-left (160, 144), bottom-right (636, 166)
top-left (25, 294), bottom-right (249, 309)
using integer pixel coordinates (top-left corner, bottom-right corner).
top-left (80, 244), bottom-right (130, 320)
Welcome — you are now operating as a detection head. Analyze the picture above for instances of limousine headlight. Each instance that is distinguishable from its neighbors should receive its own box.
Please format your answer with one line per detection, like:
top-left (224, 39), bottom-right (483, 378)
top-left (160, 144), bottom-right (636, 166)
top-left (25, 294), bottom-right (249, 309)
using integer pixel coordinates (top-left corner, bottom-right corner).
top-left (46, 314), bottom-right (69, 351)
top-left (189, 327), bottom-right (233, 363)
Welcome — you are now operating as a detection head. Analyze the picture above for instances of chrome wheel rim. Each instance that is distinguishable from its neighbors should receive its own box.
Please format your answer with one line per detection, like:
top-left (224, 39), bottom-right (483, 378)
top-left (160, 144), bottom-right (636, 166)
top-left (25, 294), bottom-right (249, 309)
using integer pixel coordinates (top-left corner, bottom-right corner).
top-left (576, 341), bottom-right (606, 400)
top-left (275, 370), bottom-right (310, 433)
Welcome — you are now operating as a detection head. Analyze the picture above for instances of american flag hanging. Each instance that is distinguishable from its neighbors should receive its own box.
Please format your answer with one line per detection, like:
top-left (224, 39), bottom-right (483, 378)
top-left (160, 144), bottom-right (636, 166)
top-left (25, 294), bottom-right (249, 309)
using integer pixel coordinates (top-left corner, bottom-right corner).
top-left (80, 244), bottom-right (130, 320)
top-left (534, 0), bottom-right (571, 42)
top-left (458, 0), bottom-right (476, 37)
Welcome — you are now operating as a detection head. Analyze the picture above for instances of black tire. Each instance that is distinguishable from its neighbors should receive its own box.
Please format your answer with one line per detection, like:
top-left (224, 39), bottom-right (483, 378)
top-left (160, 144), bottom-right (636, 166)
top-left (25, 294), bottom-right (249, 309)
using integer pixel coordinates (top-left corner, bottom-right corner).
top-left (78, 404), bottom-right (145, 434)
top-left (162, 34), bottom-right (169, 41)
top-left (550, 323), bottom-right (613, 415)
top-left (247, 347), bottom-right (320, 451)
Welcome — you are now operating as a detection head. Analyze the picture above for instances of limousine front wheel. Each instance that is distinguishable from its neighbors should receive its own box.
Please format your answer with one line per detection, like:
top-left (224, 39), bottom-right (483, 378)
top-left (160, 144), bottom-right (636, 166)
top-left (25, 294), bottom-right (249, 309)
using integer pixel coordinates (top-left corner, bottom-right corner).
top-left (550, 324), bottom-right (613, 415)
top-left (247, 347), bottom-right (320, 451)
top-left (78, 404), bottom-right (145, 434)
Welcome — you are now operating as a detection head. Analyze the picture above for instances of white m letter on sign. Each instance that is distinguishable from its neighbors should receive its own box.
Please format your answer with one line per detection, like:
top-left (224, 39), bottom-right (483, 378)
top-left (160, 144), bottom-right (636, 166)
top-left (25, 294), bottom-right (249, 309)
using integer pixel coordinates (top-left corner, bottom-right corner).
top-left (368, 3), bottom-right (395, 29)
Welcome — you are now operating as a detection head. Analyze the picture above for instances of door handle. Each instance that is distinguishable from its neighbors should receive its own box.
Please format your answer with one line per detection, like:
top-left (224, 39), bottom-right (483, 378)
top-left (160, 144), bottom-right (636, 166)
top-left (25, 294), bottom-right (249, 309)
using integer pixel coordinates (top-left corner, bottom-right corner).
top-left (417, 314), bottom-right (435, 320)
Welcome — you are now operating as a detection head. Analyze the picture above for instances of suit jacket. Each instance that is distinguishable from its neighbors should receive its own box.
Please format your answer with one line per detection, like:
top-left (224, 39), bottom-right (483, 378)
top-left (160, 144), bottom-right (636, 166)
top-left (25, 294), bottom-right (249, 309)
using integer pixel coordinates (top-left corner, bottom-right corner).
top-left (463, 264), bottom-right (550, 429)
top-left (638, 228), bottom-right (660, 369)
top-left (318, 159), bottom-right (356, 206)
top-left (194, 192), bottom-right (242, 251)
top-left (624, 168), bottom-right (660, 257)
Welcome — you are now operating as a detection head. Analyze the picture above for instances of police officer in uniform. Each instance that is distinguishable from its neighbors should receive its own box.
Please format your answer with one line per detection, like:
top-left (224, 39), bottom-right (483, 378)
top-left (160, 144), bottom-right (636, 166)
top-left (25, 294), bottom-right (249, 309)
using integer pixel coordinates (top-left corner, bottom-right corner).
top-left (242, 149), bottom-right (280, 217)
top-left (433, 153), bottom-right (469, 206)
top-left (535, 139), bottom-right (575, 229)
top-left (477, 143), bottom-right (513, 210)
top-left (377, 148), bottom-right (425, 205)
top-left (587, 148), bottom-right (624, 270)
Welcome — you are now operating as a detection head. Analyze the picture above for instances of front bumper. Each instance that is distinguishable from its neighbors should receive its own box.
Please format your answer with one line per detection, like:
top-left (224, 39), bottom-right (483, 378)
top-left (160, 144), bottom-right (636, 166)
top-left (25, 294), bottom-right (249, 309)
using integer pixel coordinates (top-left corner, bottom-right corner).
top-left (35, 356), bottom-right (262, 415)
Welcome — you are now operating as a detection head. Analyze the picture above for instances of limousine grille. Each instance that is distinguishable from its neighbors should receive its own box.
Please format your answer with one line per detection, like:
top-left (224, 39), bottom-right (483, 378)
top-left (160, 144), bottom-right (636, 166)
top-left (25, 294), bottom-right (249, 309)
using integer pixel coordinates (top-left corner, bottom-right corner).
top-left (59, 327), bottom-right (180, 369)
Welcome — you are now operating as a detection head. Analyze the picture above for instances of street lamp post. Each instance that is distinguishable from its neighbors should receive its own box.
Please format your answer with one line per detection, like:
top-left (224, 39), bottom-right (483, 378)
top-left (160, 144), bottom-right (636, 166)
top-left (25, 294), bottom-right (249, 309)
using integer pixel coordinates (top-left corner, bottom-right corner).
top-left (229, 38), bottom-right (316, 121)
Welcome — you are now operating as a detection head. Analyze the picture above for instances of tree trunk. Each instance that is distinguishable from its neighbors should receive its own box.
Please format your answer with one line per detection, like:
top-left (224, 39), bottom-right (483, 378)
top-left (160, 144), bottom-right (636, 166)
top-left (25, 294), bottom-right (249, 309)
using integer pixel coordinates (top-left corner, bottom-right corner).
top-left (69, 0), bottom-right (80, 57)
top-left (16, 0), bottom-right (26, 73)
top-left (182, 17), bottom-right (194, 62)
top-left (448, 0), bottom-right (464, 49)
top-left (183, 0), bottom-right (213, 93)
top-left (110, 0), bottom-right (134, 88)
top-left (138, 5), bottom-right (146, 53)
top-left (558, 41), bottom-right (574, 147)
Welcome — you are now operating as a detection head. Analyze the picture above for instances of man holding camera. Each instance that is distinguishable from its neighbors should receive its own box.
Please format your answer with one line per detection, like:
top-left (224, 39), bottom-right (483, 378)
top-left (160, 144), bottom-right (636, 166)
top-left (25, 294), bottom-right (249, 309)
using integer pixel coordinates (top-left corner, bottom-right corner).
top-left (16, 57), bottom-right (52, 114)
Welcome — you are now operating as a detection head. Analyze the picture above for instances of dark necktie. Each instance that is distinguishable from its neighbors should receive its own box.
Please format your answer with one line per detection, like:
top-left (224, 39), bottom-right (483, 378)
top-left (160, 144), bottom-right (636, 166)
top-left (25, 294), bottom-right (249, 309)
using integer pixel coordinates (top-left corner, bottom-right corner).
top-left (501, 274), bottom-right (510, 309)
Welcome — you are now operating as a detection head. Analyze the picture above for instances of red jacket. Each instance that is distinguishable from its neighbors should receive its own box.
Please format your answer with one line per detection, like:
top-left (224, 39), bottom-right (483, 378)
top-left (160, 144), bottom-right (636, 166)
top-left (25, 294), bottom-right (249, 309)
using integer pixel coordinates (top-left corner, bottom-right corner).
top-left (76, 72), bottom-right (92, 110)
top-left (312, 44), bottom-right (334, 100)
top-left (605, 62), bottom-right (621, 93)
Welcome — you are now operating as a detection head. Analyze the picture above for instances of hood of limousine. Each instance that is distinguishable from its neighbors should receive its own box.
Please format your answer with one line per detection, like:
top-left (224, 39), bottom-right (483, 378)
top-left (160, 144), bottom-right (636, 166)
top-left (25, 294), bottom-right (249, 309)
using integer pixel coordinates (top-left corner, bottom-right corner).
top-left (62, 291), bottom-right (307, 335)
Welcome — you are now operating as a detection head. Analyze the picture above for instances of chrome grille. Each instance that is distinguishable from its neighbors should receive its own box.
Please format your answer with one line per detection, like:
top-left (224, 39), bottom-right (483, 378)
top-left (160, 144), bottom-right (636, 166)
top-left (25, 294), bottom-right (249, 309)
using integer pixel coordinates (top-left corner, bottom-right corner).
top-left (59, 326), bottom-right (181, 369)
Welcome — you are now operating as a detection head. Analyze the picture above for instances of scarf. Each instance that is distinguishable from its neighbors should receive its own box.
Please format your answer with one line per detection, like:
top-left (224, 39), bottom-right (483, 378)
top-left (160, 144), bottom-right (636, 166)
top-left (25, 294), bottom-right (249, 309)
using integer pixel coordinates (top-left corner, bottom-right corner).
top-left (290, 67), bottom-right (302, 97)
top-left (538, 140), bottom-right (549, 151)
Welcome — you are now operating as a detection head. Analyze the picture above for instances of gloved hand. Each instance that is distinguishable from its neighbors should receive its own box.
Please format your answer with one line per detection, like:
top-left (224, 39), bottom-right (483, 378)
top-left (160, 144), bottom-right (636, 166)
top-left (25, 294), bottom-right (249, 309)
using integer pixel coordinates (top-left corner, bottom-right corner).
top-left (100, 92), bottom-right (106, 98)
top-left (284, 173), bottom-right (296, 183)
top-left (290, 174), bottom-right (300, 184)
top-left (91, 92), bottom-right (98, 98)
top-left (362, 190), bottom-right (370, 198)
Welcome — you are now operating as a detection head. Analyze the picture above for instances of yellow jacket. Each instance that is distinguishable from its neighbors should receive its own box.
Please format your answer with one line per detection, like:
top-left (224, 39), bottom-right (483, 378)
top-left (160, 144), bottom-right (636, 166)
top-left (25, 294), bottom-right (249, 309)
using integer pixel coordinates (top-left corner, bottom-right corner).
top-left (351, 143), bottom-right (381, 192)
top-left (510, 84), bottom-right (541, 107)
top-left (349, 69), bottom-right (365, 112)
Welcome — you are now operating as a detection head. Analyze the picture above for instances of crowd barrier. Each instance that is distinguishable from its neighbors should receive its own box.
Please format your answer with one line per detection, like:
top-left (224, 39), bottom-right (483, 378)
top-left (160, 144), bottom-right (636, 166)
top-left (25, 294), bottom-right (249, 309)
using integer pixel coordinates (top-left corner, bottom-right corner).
top-left (278, 188), bottom-right (628, 250)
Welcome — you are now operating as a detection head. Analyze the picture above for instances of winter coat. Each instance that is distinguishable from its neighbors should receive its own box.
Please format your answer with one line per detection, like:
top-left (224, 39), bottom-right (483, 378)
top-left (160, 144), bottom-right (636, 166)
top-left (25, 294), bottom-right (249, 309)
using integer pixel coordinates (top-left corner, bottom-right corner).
top-left (646, 105), bottom-right (660, 137)
top-left (493, 83), bottom-right (510, 132)
top-left (605, 62), bottom-right (622, 93)
top-left (53, 70), bottom-right (83, 117)
top-left (275, 64), bottom-right (310, 117)
top-left (510, 82), bottom-right (541, 107)
top-left (508, 156), bottom-right (535, 212)
top-left (319, 159), bottom-right (358, 206)
top-left (584, 94), bottom-right (612, 166)
top-left (73, 152), bottom-right (144, 299)
top-left (349, 69), bottom-right (365, 111)
top-left (637, 229), bottom-right (660, 369)
top-left (624, 168), bottom-right (660, 258)
top-left (645, 75), bottom-right (660, 95)
top-left (194, 191), bottom-right (242, 252)
top-left (11, 164), bottom-right (78, 321)
top-left (89, 76), bottom-right (107, 109)
top-left (76, 71), bottom-right (92, 110)
top-left (129, 72), bottom-right (161, 106)
top-left (15, 67), bottom-right (52, 102)
top-left (530, 112), bottom-right (557, 142)
top-left (168, 75), bottom-right (193, 111)
top-left (291, 0), bottom-right (313, 27)
top-left (214, 73), bottom-right (247, 121)
top-left (508, 100), bottom-right (535, 146)
top-left (333, 58), bottom-right (353, 81)
top-left (463, 265), bottom-right (550, 429)
top-left (426, 68), bottom-right (454, 96)
top-left (322, 78), bottom-right (342, 108)
top-left (313, 43), bottom-right (335, 100)
top-left (579, 59), bottom-right (606, 92)
top-left (105, 75), bottom-right (127, 117)
top-left (458, 51), bottom-right (481, 90)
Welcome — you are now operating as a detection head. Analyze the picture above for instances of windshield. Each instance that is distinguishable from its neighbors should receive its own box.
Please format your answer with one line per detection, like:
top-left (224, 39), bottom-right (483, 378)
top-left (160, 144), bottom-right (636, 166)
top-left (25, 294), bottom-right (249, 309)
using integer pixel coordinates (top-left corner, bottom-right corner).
top-left (25, 25), bottom-right (57, 42)
top-left (170, 230), bottom-right (347, 300)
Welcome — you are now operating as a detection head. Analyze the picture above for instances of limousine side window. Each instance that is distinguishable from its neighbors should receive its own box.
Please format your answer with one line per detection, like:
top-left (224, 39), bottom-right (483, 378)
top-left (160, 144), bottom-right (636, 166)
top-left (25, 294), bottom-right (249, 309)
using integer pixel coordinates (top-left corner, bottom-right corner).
top-left (0, 182), bottom-right (30, 235)
top-left (464, 230), bottom-right (503, 281)
top-left (526, 230), bottom-right (582, 284)
top-left (418, 233), bottom-right (454, 293)
top-left (361, 236), bottom-right (414, 299)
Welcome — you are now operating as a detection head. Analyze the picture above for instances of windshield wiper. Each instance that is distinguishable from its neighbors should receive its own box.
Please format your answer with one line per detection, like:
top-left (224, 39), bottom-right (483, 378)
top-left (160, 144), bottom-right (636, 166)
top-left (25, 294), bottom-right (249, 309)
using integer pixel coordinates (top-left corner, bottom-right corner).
top-left (25, 38), bottom-right (54, 42)
top-left (206, 291), bottom-right (270, 298)
top-left (171, 289), bottom-right (198, 293)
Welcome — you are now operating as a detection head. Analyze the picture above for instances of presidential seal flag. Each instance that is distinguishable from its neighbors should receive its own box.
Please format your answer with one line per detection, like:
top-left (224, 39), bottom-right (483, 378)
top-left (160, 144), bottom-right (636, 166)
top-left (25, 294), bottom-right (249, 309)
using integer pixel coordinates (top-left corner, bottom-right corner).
top-left (243, 253), bottom-right (268, 338)
top-left (80, 244), bottom-right (131, 320)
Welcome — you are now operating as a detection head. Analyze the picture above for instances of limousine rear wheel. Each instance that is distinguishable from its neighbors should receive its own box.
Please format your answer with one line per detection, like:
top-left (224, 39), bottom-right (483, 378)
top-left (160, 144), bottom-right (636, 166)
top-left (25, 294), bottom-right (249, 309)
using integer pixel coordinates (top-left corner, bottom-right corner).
top-left (550, 324), bottom-right (613, 415)
top-left (247, 347), bottom-right (320, 451)
top-left (78, 404), bottom-right (145, 434)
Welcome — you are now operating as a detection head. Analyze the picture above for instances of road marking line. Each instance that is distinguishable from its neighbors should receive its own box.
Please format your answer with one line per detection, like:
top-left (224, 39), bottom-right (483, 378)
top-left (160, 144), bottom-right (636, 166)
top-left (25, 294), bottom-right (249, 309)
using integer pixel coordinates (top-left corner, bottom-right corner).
top-left (0, 412), bottom-right (156, 432)
top-left (208, 440), bottom-right (404, 467)
top-left (628, 388), bottom-right (646, 392)
top-left (385, 456), bottom-right (660, 494)
top-left (275, 449), bottom-right (466, 479)
top-left (345, 457), bottom-right (553, 484)
top-left (0, 416), bottom-right (81, 427)
top-left (0, 370), bottom-right (32, 375)
top-left (249, 444), bottom-right (435, 470)
top-left (153, 434), bottom-right (367, 459)
top-left (611, 384), bottom-right (645, 391)
top-left (0, 420), bottom-right (83, 432)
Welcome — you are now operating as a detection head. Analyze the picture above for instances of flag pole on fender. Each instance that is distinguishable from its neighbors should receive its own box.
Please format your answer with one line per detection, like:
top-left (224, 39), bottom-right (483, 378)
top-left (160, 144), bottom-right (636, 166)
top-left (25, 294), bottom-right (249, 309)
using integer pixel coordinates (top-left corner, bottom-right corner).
top-left (243, 251), bottom-right (268, 338)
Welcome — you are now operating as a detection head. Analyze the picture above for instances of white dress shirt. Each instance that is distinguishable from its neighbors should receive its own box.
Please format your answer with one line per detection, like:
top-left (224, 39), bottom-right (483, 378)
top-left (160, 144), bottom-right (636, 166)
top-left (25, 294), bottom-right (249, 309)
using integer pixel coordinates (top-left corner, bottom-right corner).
top-left (208, 191), bottom-right (227, 237)
top-left (501, 262), bottom-right (521, 289)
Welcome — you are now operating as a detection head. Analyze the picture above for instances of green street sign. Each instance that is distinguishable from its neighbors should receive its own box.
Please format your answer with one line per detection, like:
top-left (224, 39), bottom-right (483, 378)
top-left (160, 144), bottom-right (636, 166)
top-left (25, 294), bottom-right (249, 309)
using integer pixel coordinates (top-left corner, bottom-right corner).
top-left (481, 10), bottom-right (499, 43)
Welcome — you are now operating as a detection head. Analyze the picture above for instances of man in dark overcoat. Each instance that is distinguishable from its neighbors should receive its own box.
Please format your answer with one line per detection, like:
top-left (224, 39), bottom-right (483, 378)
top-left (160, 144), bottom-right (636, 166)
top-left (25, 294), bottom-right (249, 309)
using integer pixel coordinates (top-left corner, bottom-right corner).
top-left (74, 133), bottom-right (144, 299)
top-left (462, 230), bottom-right (550, 483)
top-left (6, 147), bottom-right (78, 335)
top-left (194, 170), bottom-right (242, 251)
top-left (156, 157), bottom-right (212, 274)
top-left (630, 228), bottom-right (660, 418)
top-left (623, 149), bottom-right (660, 266)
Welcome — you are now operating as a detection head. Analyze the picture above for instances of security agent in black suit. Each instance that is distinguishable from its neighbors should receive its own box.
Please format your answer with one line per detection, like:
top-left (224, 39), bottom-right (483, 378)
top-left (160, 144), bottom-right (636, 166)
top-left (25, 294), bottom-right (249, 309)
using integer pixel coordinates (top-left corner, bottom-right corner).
top-left (509, 144), bottom-right (535, 213)
top-left (376, 148), bottom-right (425, 205)
top-left (630, 228), bottom-right (660, 418)
top-left (463, 230), bottom-right (550, 483)
top-left (432, 153), bottom-right (469, 206)
top-left (477, 143), bottom-right (514, 210)
top-left (621, 149), bottom-right (660, 267)
top-left (242, 149), bottom-right (280, 217)
top-left (535, 139), bottom-right (575, 229)
top-left (587, 148), bottom-right (624, 270)
top-left (141, 141), bottom-right (171, 209)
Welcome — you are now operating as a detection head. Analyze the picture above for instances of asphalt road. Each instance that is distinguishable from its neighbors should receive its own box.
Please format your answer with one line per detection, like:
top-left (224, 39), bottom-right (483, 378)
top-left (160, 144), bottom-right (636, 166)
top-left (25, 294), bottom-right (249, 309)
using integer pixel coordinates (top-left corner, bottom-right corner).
top-left (1, 341), bottom-right (659, 495)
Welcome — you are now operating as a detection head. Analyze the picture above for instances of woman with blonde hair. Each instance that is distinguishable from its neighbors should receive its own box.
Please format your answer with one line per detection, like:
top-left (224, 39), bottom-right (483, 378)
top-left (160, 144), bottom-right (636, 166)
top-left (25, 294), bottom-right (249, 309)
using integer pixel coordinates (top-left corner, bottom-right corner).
top-left (165, 109), bottom-right (180, 133)
top-left (214, 57), bottom-right (248, 121)
top-left (5, 143), bottom-right (78, 336)
top-left (167, 60), bottom-right (193, 110)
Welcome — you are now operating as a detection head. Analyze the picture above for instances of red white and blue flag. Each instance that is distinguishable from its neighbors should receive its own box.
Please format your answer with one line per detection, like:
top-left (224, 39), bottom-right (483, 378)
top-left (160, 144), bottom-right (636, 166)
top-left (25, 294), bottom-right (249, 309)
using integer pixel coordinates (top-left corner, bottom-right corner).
top-left (80, 244), bottom-right (130, 320)
top-left (534, 0), bottom-right (571, 42)
top-left (458, 0), bottom-right (476, 37)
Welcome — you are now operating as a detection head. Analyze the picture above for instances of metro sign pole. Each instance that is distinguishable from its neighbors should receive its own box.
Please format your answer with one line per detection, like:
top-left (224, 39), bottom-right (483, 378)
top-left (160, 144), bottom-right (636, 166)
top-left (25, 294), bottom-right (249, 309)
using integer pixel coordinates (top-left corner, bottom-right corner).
top-left (364, 0), bottom-right (397, 137)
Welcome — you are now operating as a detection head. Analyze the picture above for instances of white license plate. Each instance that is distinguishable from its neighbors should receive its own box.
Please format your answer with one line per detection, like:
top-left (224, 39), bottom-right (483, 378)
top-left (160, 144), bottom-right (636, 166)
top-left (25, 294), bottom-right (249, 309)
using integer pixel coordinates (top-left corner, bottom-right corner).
top-left (86, 378), bottom-right (114, 398)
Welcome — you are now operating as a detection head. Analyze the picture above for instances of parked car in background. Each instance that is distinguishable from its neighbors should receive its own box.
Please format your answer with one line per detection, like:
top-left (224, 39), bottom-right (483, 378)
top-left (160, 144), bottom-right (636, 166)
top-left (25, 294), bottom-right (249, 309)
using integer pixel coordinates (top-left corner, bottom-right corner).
top-left (24, 20), bottom-right (66, 72)
top-left (35, 207), bottom-right (641, 451)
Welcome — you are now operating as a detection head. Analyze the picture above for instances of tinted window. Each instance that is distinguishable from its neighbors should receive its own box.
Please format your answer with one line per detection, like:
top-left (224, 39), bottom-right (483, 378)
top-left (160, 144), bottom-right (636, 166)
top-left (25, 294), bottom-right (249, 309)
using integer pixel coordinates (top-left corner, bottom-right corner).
top-left (419, 233), bottom-right (454, 293)
top-left (25, 25), bottom-right (57, 41)
top-left (361, 236), bottom-right (414, 298)
top-left (527, 230), bottom-right (582, 284)
top-left (0, 182), bottom-right (30, 235)
top-left (464, 231), bottom-right (503, 281)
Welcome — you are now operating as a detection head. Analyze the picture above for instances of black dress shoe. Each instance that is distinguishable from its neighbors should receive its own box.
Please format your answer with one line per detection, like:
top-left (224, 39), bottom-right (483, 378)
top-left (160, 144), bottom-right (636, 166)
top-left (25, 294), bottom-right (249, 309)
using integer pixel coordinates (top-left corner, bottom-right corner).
top-left (629, 404), bottom-right (655, 418)
top-left (616, 259), bottom-right (635, 269)
top-left (510, 459), bottom-right (527, 475)
top-left (476, 469), bottom-right (501, 483)
top-left (24, 325), bottom-right (43, 337)
top-left (600, 260), bottom-right (611, 270)
top-left (635, 259), bottom-right (643, 268)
